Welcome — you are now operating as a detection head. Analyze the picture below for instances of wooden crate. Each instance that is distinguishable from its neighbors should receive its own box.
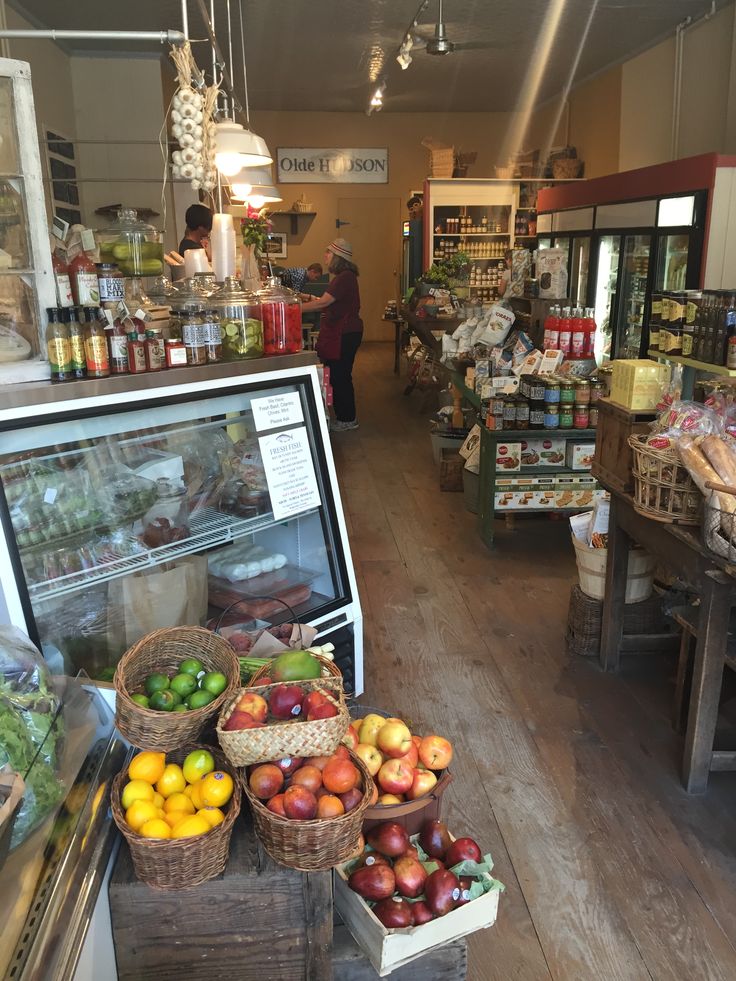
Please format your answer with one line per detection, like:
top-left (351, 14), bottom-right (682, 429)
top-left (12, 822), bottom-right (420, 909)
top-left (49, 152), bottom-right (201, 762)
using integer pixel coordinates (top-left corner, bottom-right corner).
top-left (440, 448), bottom-right (464, 492)
top-left (591, 398), bottom-right (655, 495)
top-left (333, 925), bottom-right (467, 980)
top-left (109, 816), bottom-right (333, 981)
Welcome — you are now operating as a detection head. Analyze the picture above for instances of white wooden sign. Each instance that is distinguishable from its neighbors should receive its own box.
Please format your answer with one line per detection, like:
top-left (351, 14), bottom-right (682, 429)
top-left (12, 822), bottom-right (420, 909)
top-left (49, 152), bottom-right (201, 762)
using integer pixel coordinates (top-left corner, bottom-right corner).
top-left (277, 147), bottom-right (389, 184)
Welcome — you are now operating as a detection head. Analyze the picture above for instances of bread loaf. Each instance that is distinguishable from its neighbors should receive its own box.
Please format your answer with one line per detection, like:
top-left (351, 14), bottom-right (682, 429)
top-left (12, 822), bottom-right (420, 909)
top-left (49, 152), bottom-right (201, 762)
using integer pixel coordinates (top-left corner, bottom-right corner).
top-left (678, 435), bottom-right (722, 495)
top-left (697, 435), bottom-right (736, 540)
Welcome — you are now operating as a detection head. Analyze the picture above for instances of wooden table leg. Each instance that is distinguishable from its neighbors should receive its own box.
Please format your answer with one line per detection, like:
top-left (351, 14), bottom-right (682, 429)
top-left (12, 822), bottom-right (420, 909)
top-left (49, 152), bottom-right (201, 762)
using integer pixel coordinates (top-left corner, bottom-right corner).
top-left (682, 572), bottom-right (732, 794)
top-left (599, 494), bottom-right (630, 673)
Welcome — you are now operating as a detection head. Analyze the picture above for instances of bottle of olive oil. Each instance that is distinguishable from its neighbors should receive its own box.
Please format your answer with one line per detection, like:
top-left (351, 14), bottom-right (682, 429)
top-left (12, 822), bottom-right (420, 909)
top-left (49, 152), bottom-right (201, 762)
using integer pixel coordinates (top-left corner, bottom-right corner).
top-left (45, 307), bottom-right (72, 382)
top-left (64, 306), bottom-right (87, 379)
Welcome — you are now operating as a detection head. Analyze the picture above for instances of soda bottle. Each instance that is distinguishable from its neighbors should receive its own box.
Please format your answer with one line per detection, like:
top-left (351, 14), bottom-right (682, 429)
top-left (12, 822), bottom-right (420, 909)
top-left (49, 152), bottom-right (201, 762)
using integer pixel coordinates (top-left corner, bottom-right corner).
top-left (558, 306), bottom-right (572, 356)
top-left (543, 304), bottom-right (560, 350)
top-left (570, 306), bottom-right (585, 359)
top-left (583, 308), bottom-right (597, 359)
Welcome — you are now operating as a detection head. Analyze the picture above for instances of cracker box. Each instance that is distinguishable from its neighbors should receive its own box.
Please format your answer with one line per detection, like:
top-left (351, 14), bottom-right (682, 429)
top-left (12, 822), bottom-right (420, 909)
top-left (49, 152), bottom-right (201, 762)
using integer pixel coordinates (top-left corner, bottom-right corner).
top-left (520, 437), bottom-right (566, 467)
top-left (565, 442), bottom-right (596, 471)
top-left (495, 441), bottom-right (521, 472)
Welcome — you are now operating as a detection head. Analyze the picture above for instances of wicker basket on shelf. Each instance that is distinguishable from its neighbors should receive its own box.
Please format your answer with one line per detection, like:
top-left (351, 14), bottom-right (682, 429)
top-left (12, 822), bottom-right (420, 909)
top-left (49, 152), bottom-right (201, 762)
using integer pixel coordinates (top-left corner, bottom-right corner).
top-left (217, 656), bottom-right (349, 766)
top-left (552, 157), bottom-right (584, 179)
top-left (628, 434), bottom-right (701, 524)
top-left (111, 743), bottom-right (240, 890)
top-left (702, 481), bottom-right (736, 561)
top-left (242, 749), bottom-right (373, 871)
top-left (114, 626), bottom-right (240, 751)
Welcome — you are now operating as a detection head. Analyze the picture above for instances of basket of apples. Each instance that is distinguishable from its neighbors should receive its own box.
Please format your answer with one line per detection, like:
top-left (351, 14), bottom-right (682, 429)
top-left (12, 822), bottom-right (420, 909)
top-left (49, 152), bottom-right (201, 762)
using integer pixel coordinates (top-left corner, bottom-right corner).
top-left (346, 710), bottom-right (453, 835)
top-left (243, 746), bottom-right (376, 871)
top-left (216, 650), bottom-right (349, 767)
top-left (334, 818), bottom-right (504, 977)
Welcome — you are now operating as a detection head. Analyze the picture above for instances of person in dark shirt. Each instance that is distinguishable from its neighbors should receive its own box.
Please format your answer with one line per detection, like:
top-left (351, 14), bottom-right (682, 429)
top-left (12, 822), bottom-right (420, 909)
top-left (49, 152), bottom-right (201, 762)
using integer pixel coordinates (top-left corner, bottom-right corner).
top-left (301, 239), bottom-right (363, 432)
top-left (279, 262), bottom-right (323, 300)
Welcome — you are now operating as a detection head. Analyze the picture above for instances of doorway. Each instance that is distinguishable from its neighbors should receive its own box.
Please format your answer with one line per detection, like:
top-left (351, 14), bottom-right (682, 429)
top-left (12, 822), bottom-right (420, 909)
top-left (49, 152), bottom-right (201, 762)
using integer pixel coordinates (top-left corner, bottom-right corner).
top-left (336, 197), bottom-right (401, 341)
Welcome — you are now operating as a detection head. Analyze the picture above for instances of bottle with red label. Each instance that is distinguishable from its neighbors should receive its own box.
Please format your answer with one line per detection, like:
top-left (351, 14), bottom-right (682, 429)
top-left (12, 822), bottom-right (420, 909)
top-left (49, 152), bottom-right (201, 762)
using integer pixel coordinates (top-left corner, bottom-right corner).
top-left (543, 304), bottom-right (560, 350)
top-left (583, 307), bottom-right (597, 358)
top-left (558, 306), bottom-right (572, 356)
top-left (570, 306), bottom-right (585, 359)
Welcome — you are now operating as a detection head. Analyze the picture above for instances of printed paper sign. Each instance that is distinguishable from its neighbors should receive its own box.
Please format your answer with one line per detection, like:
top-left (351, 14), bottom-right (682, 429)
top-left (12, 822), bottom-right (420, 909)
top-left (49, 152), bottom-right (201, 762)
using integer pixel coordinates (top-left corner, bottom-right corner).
top-left (259, 427), bottom-right (321, 520)
top-left (251, 392), bottom-right (304, 431)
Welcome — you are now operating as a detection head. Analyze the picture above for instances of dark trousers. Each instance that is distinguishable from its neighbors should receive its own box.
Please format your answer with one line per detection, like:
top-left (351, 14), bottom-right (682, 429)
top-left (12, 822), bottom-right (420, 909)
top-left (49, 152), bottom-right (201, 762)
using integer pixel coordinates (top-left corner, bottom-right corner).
top-left (325, 331), bottom-right (362, 421)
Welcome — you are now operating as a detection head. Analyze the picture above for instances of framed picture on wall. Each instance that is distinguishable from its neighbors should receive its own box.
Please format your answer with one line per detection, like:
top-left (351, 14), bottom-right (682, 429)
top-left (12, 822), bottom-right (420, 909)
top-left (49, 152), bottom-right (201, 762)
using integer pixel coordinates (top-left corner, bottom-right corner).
top-left (264, 232), bottom-right (287, 259)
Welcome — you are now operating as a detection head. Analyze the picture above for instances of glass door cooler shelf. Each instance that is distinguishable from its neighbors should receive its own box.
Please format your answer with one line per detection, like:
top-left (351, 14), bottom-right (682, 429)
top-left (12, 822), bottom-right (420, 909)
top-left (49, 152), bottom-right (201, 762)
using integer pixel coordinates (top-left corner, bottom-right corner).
top-left (0, 359), bottom-right (363, 692)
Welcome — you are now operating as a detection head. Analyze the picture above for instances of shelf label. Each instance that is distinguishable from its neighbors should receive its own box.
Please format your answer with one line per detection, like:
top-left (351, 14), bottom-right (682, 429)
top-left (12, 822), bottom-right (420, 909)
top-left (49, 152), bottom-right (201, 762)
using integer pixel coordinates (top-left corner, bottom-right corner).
top-left (259, 426), bottom-right (321, 520)
top-left (251, 392), bottom-right (304, 431)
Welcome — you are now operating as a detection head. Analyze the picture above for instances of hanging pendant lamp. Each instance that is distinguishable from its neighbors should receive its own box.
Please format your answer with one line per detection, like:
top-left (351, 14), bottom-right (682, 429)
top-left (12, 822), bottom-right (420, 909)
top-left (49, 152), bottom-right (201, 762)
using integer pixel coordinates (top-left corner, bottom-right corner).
top-left (231, 165), bottom-right (281, 203)
top-left (214, 120), bottom-right (272, 176)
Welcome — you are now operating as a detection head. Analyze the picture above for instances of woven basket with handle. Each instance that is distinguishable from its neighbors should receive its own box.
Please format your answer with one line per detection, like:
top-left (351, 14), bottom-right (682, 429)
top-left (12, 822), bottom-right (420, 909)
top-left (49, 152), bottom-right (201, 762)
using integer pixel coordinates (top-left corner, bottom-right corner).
top-left (217, 655), bottom-right (349, 766)
top-left (243, 749), bottom-right (373, 871)
top-left (628, 434), bottom-right (701, 524)
top-left (111, 743), bottom-right (241, 890)
top-left (114, 626), bottom-right (240, 751)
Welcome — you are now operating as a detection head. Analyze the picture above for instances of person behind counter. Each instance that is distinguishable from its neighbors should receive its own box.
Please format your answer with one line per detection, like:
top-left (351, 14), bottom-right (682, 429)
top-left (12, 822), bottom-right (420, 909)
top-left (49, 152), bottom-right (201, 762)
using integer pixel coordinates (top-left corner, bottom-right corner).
top-left (278, 262), bottom-right (323, 301)
top-left (169, 204), bottom-right (213, 281)
top-left (301, 239), bottom-right (363, 432)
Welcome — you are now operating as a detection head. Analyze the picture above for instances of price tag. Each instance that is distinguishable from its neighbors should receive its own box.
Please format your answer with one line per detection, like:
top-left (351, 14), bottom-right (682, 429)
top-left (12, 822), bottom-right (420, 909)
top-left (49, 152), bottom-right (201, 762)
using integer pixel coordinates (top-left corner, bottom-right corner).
top-left (134, 308), bottom-right (149, 322)
top-left (116, 301), bottom-right (130, 319)
top-left (80, 228), bottom-right (96, 252)
top-left (103, 309), bottom-right (115, 327)
top-left (43, 487), bottom-right (57, 505)
top-left (51, 215), bottom-right (69, 242)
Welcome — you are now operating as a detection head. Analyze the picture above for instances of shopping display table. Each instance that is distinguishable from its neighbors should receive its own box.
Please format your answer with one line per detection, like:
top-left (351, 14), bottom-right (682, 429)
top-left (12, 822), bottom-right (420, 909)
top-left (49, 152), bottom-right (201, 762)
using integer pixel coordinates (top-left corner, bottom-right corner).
top-left (600, 490), bottom-right (736, 793)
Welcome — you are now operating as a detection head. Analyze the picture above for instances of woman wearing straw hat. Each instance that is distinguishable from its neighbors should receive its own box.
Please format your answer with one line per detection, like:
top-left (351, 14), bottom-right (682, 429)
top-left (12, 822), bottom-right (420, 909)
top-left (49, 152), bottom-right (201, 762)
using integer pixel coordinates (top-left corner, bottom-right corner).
top-left (301, 238), bottom-right (363, 432)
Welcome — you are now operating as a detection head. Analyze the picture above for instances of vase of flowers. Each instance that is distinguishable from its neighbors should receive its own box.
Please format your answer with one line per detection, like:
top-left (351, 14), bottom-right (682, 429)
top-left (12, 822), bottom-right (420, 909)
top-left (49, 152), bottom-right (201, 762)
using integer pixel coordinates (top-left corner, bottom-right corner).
top-left (240, 206), bottom-right (271, 291)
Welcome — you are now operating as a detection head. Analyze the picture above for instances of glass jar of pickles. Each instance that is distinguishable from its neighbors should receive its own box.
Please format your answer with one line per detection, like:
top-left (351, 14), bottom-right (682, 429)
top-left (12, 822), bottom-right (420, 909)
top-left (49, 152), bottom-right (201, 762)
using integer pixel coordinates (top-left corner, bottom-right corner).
top-left (97, 208), bottom-right (164, 277)
top-left (256, 277), bottom-right (303, 356)
top-left (212, 277), bottom-right (263, 360)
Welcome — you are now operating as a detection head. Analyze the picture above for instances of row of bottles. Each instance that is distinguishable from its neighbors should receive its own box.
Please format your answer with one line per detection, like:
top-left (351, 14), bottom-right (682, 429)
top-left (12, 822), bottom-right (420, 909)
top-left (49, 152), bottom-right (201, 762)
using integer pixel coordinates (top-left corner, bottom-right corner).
top-left (542, 305), bottom-right (597, 359)
top-left (435, 214), bottom-right (506, 235)
top-left (514, 212), bottom-right (538, 237)
top-left (650, 289), bottom-right (736, 367)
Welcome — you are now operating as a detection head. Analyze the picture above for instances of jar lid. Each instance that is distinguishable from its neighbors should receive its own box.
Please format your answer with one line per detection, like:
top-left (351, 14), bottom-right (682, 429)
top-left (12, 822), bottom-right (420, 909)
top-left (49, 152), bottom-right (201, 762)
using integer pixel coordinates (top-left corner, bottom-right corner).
top-left (170, 278), bottom-right (206, 312)
top-left (213, 276), bottom-right (258, 303)
top-left (255, 276), bottom-right (299, 302)
top-left (96, 262), bottom-right (120, 271)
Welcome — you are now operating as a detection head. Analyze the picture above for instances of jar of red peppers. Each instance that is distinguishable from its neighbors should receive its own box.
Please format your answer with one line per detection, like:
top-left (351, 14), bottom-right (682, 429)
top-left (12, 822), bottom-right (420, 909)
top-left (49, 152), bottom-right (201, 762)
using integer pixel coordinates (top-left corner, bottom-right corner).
top-left (256, 277), bottom-right (303, 356)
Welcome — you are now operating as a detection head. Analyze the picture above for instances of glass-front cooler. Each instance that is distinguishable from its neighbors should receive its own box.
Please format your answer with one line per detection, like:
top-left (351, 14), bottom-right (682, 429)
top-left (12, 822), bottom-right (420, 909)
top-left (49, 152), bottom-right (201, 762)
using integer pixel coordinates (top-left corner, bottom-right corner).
top-left (0, 358), bottom-right (363, 693)
top-left (592, 235), bottom-right (621, 363)
top-left (614, 234), bottom-right (652, 359)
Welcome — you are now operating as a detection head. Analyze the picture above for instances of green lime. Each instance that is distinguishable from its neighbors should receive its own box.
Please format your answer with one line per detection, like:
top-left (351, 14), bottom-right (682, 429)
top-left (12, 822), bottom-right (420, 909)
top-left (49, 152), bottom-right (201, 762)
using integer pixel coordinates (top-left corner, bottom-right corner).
top-left (149, 689), bottom-right (176, 711)
top-left (170, 673), bottom-right (198, 698)
top-left (186, 689), bottom-right (216, 710)
top-left (144, 673), bottom-right (170, 696)
top-left (200, 671), bottom-right (227, 696)
top-left (173, 704), bottom-right (188, 712)
top-left (130, 693), bottom-right (150, 708)
top-left (179, 658), bottom-right (204, 677)
top-left (169, 689), bottom-right (183, 706)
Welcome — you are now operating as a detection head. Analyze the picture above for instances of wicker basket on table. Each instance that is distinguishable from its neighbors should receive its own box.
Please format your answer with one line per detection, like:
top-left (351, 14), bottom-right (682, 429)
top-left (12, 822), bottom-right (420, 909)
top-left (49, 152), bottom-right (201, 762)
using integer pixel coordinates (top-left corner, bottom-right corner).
top-left (243, 749), bottom-right (374, 871)
top-left (217, 655), bottom-right (349, 767)
top-left (628, 434), bottom-right (701, 525)
top-left (114, 626), bottom-right (240, 751)
top-left (111, 743), bottom-right (240, 890)
top-left (702, 481), bottom-right (736, 561)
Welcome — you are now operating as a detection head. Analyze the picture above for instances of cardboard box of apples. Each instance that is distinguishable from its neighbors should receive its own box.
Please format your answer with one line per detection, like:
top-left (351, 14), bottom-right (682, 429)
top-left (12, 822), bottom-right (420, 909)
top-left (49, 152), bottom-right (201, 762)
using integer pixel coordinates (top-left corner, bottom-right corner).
top-left (334, 817), bottom-right (504, 977)
top-left (343, 710), bottom-right (453, 832)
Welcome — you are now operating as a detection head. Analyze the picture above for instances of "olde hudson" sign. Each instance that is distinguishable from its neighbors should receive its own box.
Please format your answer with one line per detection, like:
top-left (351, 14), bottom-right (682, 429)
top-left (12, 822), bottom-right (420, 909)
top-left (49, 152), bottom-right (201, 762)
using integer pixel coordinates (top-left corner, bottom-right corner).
top-left (276, 147), bottom-right (389, 184)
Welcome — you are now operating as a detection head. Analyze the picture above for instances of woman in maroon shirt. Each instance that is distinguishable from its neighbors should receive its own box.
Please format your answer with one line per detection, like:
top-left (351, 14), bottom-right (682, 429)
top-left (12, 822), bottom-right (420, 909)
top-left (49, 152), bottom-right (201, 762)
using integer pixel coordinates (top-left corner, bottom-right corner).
top-left (301, 238), bottom-right (363, 432)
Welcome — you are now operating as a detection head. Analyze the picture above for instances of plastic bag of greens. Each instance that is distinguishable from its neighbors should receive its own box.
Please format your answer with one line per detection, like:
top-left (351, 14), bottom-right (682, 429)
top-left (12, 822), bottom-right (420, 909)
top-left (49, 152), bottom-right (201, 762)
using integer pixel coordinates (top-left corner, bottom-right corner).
top-left (0, 626), bottom-right (64, 845)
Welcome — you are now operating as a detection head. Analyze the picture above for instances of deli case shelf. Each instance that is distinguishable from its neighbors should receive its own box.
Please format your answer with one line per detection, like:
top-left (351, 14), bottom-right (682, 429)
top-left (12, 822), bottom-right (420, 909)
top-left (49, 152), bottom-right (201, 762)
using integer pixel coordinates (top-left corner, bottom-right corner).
top-left (0, 355), bottom-right (364, 693)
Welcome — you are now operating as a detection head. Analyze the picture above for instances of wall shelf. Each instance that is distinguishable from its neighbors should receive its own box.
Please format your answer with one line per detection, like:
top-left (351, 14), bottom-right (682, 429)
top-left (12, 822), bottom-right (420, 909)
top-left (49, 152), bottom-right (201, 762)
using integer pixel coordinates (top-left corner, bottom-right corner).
top-left (270, 210), bottom-right (317, 234)
top-left (647, 349), bottom-right (736, 377)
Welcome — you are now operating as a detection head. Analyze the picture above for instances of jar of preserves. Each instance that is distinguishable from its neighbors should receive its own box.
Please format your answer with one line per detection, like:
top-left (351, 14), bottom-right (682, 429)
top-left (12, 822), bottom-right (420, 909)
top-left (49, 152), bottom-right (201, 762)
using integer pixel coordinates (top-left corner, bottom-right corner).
top-left (560, 379), bottom-right (577, 404)
top-left (145, 327), bottom-right (165, 371)
top-left (503, 399), bottom-right (517, 429)
top-left (256, 277), bottom-right (303, 356)
top-left (212, 277), bottom-right (263, 360)
top-left (544, 380), bottom-right (560, 404)
top-left (96, 263), bottom-right (125, 305)
top-left (575, 379), bottom-right (591, 404)
top-left (589, 404), bottom-right (599, 428)
top-left (573, 404), bottom-right (590, 429)
top-left (559, 404), bottom-right (574, 429)
top-left (97, 208), bottom-right (164, 278)
top-left (182, 308), bottom-right (207, 366)
top-left (590, 380), bottom-right (606, 402)
top-left (543, 405), bottom-right (559, 430)
top-left (165, 336), bottom-right (187, 368)
top-left (529, 405), bottom-right (545, 430)
top-left (515, 401), bottom-right (530, 429)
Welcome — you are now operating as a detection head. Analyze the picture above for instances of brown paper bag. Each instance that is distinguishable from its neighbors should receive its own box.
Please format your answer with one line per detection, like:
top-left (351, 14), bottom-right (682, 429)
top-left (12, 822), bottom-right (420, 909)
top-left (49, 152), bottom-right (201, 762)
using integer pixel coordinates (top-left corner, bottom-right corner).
top-left (108, 555), bottom-right (209, 649)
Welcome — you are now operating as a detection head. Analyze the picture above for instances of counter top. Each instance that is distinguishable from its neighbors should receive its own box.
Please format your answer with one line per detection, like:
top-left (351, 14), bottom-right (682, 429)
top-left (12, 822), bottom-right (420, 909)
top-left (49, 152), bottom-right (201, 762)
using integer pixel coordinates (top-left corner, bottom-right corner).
top-left (0, 352), bottom-right (319, 413)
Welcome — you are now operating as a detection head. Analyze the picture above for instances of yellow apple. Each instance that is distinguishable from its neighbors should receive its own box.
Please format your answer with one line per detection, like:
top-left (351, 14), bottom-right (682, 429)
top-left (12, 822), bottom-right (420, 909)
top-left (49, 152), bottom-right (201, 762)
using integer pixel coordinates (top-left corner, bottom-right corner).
top-left (355, 742), bottom-right (383, 776)
top-left (376, 720), bottom-right (413, 759)
top-left (359, 713), bottom-right (387, 747)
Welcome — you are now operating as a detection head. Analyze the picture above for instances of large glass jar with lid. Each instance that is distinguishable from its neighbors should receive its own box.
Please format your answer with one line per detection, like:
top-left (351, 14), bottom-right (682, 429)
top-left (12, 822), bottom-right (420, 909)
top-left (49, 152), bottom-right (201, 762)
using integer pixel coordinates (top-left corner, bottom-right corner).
top-left (146, 275), bottom-right (179, 306)
top-left (97, 208), bottom-right (164, 277)
top-left (211, 276), bottom-right (263, 360)
top-left (193, 271), bottom-right (219, 296)
top-left (256, 277), bottom-right (303, 355)
top-left (168, 278), bottom-right (206, 341)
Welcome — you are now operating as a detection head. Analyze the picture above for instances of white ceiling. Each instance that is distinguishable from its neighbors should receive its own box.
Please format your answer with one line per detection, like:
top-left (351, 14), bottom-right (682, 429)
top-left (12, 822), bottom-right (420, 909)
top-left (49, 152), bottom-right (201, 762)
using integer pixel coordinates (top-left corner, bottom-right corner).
top-left (7, 0), bottom-right (734, 112)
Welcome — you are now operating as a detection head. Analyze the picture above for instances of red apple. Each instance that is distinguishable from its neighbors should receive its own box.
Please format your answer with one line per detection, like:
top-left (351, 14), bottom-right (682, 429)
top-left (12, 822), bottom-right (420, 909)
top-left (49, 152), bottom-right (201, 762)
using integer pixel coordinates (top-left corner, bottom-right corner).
top-left (418, 735), bottom-right (453, 770)
top-left (406, 769), bottom-right (438, 801)
top-left (377, 758), bottom-right (414, 795)
top-left (445, 837), bottom-right (482, 867)
top-left (307, 701), bottom-right (339, 721)
top-left (393, 855), bottom-right (428, 898)
top-left (273, 756), bottom-right (304, 777)
top-left (366, 821), bottom-right (410, 858)
top-left (291, 765), bottom-right (323, 793)
top-left (269, 684), bottom-right (305, 720)
top-left (348, 863), bottom-right (396, 900)
top-left (425, 869), bottom-right (460, 917)
top-left (402, 844), bottom-right (420, 860)
top-left (302, 690), bottom-right (329, 716)
top-left (223, 710), bottom-right (265, 731)
top-left (377, 793), bottom-right (404, 805)
top-left (376, 721), bottom-right (413, 759)
top-left (455, 876), bottom-right (474, 907)
top-left (283, 785), bottom-right (317, 820)
top-left (419, 820), bottom-right (451, 859)
top-left (411, 901), bottom-right (434, 925)
top-left (355, 850), bottom-right (390, 869)
top-left (266, 793), bottom-right (287, 817)
top-left (342, 724), bottom-right (360, 750)
top-left (235, 691), bottom-right (268, 723)
top-left (305, 755), bottom-right (331, 771)
top-left (372, 897), bottom-right (413, 929)
top-left (355, 743), bottom-right (383, 777)
top-left (397, 743), bottom-right (419, 769)
top-left (249, 764), bottom-right (284, 800)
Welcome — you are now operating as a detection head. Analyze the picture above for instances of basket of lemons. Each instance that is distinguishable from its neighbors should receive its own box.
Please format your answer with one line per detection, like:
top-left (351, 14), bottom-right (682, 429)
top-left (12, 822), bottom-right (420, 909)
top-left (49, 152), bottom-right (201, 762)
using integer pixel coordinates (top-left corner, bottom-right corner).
top-left (111, 745), bottom-right (241, 889)
top-left (114, 626), bottom-right (240, 751)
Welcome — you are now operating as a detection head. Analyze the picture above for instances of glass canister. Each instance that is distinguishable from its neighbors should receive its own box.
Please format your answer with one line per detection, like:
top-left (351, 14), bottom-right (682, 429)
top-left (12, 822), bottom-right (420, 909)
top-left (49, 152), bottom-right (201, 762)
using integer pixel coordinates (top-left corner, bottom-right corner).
top-left (97, 208), bottom-right (165, 278)
top-left (193, 272), bottom-right (219, 297)
top-left (203, 308), bottom-right (223, 363)
top-left (256, 277), bottom-right (303, 356)
top-left (181, 307), bottom-right (207, 366)
top-left (169, 278), bottom-right (206, 341)
top-left (212, 277), bottom-right (263, 360)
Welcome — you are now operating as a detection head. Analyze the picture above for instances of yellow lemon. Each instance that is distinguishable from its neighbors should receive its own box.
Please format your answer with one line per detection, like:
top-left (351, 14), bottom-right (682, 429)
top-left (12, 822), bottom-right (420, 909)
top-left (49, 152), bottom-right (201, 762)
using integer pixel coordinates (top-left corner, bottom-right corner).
top-left (152, 792), bottom-right (165, 809)
top-left (171, 814), bottom-right (211, 839)
top-left (128, 751), bottom-right (166, 785)
top-left (163, 793), bottom-right (195, 815)
top-left (163, 811), bottom-right (189, 829)
top-left (121, 779), bottom-right (155, 811)
top-left (182, 785), bottom-right (195, 799)
top-left (198, 806), bottom-right (225, 828)
top-left (182, 749), bottom-right (215, 785)
top-left (188, 780), bottom-right (205, 810)
top-left (125, 799), bottom-right (161, 832)
top-left (139, 818), bottom-right (172, 839)
top-left (155, 764), bottom-right (186, 798)
top-left (200, 771), bottom-right (234, 807)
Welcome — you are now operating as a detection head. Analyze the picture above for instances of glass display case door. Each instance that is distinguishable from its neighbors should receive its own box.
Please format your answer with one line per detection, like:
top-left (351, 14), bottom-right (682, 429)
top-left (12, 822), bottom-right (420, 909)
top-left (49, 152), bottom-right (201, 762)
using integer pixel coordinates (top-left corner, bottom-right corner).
top-left (0, 59), bottom-right (56, 363)
top-left (569, 236), bottom-right (591, 307)
top-left (615, 234), bottom-right (652, 359)
top-left (593, 235), bottom-right (622, 364)
top-left (656, 232), bottom-right (690, 291)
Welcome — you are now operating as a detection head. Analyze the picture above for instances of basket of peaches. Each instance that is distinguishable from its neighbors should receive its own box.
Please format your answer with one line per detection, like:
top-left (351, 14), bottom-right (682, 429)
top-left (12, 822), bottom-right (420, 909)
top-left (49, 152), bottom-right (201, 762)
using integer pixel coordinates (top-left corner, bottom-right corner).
top-left (345, 710), bottom-right (453, 835)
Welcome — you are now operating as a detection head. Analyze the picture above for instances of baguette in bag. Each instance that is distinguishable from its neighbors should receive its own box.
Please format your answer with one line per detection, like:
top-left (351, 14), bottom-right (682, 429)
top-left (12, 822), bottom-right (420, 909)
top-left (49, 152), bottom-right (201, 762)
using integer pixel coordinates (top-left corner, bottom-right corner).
top-left (695, 435), bottom-right (736, 541)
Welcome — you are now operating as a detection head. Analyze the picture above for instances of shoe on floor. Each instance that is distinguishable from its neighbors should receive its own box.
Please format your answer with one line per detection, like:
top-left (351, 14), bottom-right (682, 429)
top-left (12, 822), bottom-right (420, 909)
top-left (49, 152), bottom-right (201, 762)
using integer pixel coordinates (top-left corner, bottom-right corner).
top-left (330, 419), bottom-right (359, 432)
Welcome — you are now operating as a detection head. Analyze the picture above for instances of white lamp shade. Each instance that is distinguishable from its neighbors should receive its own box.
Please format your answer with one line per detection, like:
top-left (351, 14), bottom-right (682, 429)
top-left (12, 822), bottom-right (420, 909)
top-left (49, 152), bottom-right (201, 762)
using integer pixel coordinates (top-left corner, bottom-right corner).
top-left (214, 120), bottom-right (273, 175)
top-left (246, 186), bottom-right (282, 205)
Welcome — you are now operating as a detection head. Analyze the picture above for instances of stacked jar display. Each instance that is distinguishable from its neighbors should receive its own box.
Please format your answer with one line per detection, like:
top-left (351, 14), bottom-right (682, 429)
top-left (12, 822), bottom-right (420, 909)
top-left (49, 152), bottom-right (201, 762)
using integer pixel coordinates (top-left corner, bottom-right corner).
top-left (256, 277), bottom-right (303, 356)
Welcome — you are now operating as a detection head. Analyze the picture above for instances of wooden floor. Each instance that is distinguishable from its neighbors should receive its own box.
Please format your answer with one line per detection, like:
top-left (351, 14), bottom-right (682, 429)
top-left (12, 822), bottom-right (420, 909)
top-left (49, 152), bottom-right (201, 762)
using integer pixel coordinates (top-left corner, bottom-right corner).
top-left (330, 342), bottom-right (736, 981)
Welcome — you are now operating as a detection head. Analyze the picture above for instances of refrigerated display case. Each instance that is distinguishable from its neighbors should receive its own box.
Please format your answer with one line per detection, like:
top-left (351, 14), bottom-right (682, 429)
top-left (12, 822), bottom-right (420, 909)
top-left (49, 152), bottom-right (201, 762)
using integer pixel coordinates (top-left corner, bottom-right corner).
top-left (0, 355), bottom-right (364, 694)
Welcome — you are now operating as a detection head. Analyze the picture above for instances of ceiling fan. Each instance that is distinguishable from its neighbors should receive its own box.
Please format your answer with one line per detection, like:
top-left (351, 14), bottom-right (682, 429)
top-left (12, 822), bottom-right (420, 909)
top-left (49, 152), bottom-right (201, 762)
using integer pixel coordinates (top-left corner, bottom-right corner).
top-left (411, 0), bottom-right (504, 56)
